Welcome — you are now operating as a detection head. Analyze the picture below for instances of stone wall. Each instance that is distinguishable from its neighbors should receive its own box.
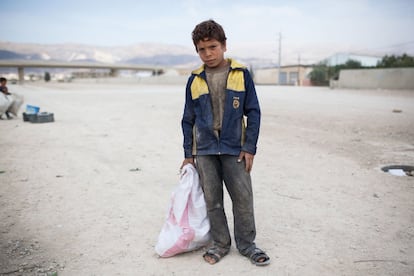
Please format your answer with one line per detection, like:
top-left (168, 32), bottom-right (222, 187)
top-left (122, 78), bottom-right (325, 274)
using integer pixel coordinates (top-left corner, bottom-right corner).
top-left (334, 68), bottom-right (414, 90)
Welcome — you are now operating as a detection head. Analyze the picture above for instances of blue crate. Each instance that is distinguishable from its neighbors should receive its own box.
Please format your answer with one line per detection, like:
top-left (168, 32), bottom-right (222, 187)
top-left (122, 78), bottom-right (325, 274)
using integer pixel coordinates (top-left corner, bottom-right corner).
top-left (26, 105), bottom-right (40, 114)
top-left (30, 112), bottom-right (54, 123)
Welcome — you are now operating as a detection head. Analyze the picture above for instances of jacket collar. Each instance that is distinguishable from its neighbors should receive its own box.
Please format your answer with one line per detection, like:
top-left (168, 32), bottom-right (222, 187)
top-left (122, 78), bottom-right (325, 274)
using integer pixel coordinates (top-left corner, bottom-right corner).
top-left (192, 58), bottom-right (246, 75)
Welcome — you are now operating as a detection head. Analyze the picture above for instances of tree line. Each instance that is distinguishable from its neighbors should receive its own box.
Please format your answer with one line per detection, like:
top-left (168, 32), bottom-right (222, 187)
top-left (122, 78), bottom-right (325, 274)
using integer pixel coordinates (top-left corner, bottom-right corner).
top-left (310, 53), bottom-right (414, 86)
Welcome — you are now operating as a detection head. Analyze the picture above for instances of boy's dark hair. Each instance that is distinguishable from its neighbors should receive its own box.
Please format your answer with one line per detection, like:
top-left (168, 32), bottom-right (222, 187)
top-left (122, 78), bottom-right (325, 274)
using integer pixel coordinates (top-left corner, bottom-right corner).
top-left (0, 77), bottom-right (6, 82)
top-left (192, 19), bottom-right (227, 52)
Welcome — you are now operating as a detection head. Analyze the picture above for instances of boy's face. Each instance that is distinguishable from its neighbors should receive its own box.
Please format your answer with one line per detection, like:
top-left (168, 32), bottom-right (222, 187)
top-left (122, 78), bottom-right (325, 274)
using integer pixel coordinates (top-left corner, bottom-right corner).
top-left (196, 38), bottom-right (227, 69)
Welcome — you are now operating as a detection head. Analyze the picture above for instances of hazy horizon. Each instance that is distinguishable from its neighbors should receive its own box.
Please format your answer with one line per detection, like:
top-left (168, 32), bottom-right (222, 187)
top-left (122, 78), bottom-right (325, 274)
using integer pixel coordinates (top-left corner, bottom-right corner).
top-left (1, 0), bottom-right (414, 64)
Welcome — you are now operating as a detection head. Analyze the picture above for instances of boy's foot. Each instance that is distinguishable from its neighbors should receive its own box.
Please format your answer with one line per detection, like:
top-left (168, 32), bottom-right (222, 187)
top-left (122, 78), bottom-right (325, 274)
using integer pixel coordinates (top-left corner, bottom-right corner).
top-left (247, 248), bottom-right (270, 266)
top-left (203, 247), bottom-right (229, 265)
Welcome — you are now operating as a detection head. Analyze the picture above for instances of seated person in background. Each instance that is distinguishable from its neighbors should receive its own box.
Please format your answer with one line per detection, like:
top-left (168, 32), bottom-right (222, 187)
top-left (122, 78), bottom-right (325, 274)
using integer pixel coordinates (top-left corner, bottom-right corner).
top-left (0, 77), bottom-right (13, 119)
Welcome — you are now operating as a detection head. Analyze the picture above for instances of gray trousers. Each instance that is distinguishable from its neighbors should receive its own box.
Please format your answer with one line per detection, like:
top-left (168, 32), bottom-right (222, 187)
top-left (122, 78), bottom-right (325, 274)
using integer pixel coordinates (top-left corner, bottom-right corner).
top-left (196, 155), bottom-right (256, 256)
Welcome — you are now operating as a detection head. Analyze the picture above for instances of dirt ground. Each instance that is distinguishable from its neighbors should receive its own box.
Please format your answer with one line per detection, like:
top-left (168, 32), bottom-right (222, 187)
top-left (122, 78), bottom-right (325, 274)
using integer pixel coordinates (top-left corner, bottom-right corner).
top-left (0, 82), bottom-right (413, 276)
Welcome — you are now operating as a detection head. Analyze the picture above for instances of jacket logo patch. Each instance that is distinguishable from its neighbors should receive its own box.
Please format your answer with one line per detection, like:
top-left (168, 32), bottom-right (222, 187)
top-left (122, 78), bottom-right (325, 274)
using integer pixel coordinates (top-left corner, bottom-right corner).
top-left (233, 96), bottom-right (240, 109)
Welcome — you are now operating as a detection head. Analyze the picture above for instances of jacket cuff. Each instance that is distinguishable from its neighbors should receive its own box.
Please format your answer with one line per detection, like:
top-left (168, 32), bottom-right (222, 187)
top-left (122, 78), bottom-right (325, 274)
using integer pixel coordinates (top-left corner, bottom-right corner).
top-left (184, 150), bottom-right (193, 158)
top-left (241, 144), bottom-right (257, 155)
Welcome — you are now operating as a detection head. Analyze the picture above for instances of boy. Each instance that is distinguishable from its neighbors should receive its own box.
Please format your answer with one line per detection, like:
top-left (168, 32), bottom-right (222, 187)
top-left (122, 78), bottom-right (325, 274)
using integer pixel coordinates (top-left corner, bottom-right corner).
top-left (0, 77), bottom-right (13, 119)
top-left (180, 20), bottom-right (270, 266)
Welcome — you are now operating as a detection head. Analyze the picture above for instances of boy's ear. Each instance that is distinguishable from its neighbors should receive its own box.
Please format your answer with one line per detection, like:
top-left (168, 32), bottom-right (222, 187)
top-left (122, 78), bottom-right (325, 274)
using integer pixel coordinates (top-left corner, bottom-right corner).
top-left (222, 42), bottom-right (227, 52)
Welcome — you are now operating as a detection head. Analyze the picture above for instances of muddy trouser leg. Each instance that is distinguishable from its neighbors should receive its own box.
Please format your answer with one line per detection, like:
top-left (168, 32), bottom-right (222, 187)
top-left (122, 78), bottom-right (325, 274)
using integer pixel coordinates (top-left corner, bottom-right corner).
top-left (221, 155), bottom-right (256, 256)
top-left (196, 155), bottom-right (231, 250)
top-left (196, 155), bottom-right (256, 255)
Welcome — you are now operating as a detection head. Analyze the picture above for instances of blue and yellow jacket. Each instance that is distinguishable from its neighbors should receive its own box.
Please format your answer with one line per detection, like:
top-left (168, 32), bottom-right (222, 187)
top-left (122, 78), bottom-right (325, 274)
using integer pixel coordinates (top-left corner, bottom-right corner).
top-left (181, 58), bottom-right (261, 158)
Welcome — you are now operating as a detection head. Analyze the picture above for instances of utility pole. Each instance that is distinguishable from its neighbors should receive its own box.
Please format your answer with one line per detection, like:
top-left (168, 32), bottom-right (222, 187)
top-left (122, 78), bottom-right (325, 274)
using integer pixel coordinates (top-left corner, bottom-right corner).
top-left (297, 53), bottom-right (301, 86)
top-left (277, 32), bottom-right (282, 85)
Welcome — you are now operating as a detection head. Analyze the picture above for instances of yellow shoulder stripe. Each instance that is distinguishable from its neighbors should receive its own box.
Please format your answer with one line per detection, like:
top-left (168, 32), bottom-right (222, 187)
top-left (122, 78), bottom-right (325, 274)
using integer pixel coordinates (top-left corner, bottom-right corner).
top-left (229, 59), bottom-right (246, 70)
top-left (190, 76), bottom-right (209, 99)
top-left (191, 64), bottom-right (204, 75)
top-left (227, 70), bottom-right (245, 92)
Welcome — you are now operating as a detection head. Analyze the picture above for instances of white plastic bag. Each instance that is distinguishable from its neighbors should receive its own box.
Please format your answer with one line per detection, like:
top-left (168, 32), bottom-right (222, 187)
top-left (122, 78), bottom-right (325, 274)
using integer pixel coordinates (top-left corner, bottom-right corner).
top-left (155, 164), bottom-right (210, 257)
top-left (0, 94), bottom-right (12, 116)
top-left (7, 93), bottom-right (24, 116)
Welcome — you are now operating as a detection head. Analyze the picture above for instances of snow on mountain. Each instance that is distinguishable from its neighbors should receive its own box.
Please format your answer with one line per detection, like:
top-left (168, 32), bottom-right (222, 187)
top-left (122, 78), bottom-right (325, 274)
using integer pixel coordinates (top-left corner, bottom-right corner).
top-left (40, 52), bottom-right (51, 60)
top-left (0, 41), bottom-right (197, 65)
top-left (0, 41), bottom-right (278, 68)
top-left (93, 49), bottom-right (121, 63)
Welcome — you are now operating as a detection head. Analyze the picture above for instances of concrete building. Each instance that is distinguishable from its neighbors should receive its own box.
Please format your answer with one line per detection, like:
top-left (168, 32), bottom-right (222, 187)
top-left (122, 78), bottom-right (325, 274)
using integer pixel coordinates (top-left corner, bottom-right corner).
top-left (253, 65), bottom-right (314, 86)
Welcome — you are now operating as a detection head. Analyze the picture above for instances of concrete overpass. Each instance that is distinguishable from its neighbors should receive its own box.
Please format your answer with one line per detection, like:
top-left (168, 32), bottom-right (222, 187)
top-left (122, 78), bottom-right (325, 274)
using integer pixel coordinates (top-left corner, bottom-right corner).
top-left (0, 60), bottom-right (165, 83)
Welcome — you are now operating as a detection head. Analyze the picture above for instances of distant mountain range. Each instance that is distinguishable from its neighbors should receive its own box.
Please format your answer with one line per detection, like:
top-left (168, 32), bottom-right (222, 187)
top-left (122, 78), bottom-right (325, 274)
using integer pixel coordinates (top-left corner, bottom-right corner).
top-left (0, 41), bottom-right (275, 69)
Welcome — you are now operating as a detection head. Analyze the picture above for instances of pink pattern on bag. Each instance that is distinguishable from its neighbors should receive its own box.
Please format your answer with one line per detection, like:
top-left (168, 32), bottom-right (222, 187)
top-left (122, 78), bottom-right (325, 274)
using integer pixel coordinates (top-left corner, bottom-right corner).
top-left (162, 202), bottom-right (195, 257)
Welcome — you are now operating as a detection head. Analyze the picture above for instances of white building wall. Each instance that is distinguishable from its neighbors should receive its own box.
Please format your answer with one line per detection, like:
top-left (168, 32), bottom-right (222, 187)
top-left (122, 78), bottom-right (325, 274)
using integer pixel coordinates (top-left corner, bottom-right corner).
top-left (336, 68), bottom-right (414, 89)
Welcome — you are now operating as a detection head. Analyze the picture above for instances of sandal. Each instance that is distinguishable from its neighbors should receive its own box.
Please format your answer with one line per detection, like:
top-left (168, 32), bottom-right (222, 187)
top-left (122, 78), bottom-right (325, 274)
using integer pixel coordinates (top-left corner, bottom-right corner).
top-left (203, 247), bottom-right (229, 265)
top-left (248, 248), bottom-right (270, 266)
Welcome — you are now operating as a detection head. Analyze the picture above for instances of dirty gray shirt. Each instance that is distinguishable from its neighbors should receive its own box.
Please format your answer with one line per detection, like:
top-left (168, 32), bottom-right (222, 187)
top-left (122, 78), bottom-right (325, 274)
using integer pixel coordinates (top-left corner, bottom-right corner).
top-left (205, 62), bottom-right (230, 137)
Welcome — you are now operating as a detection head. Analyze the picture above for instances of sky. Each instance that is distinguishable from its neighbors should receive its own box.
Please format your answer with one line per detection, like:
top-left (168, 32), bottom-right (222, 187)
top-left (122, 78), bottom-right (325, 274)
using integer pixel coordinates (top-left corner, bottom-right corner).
top-left (1, 0), bottom-right (414, 64)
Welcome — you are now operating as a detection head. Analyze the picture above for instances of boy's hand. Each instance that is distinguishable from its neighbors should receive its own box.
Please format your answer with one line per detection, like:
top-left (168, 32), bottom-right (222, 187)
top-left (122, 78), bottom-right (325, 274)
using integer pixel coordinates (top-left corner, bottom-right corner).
top-left (180, 157), bottom-right (195, 169)
top-left (237, 151), bottom-right (254, 173)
